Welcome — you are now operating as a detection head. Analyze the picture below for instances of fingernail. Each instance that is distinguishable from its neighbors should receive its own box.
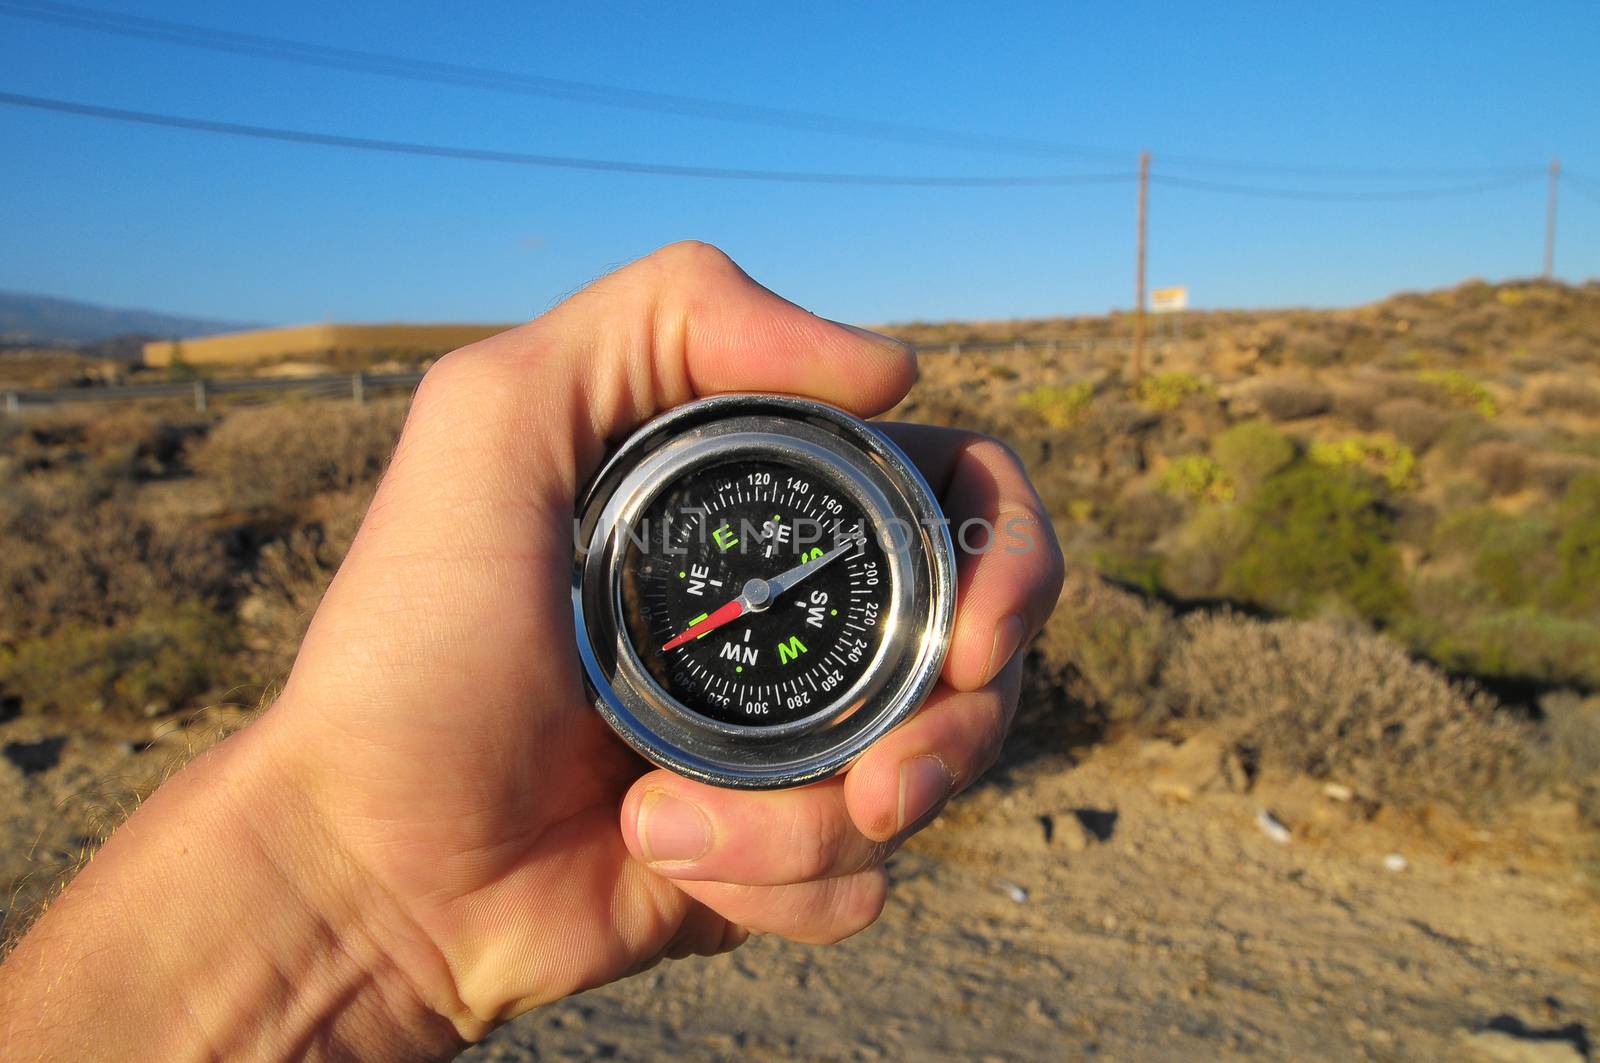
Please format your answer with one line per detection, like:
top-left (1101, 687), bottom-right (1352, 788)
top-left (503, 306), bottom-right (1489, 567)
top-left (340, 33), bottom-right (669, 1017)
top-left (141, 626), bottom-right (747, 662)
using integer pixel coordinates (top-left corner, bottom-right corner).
top-left (638, 791), bottom-right (712, 863)
top-left (984, 613), bottom-right (1026, 685)
top-left (897, 755), bottom-right (953, 833)
top-left (838, 322), bottom-right (913, 354)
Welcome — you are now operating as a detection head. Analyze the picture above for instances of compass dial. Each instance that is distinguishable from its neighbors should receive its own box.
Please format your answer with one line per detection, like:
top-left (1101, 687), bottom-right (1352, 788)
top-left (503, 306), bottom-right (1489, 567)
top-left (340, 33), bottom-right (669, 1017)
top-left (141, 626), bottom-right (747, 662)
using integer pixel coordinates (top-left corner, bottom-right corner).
top-left (574, 394), bottom-right (956, 789)
top-left (620, 459), bottom-right (891, 729)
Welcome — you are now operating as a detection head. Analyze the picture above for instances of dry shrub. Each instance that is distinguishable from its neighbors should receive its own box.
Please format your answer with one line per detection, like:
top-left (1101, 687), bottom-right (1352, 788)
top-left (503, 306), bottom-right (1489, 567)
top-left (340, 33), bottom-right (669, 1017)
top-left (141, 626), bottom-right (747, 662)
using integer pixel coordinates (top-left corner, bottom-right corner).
top-left (1529, 452), bottom-right (1600, 497)
top-left (1104, 483), bottom-right (1183, 547)
top-left (1536, 692), bottom-right (1600, 793)
top-left (1531, 378), bottom-right (1600, 417)
top-left (1329, 377), bottom-right (1388, 429)
top-left (191, 398), bottom-right (407, 511)
top-left (1466, 441), bottom-right (1530, 496)
top-left (1372, 398), bottom-right (1451, 452)
top-left (237, 489), bottom-right (368, 685)
top-left (1036, 570), bottom-right (1175, 725)
top-left (1284, 332), bottom-right (1341, 368)
top-left (1163, 612), bottom-right (1528, 810)
top-left (0, 473), bottom-right (229, 642)
top-left (1245, 377), bottom-right (1332, 421)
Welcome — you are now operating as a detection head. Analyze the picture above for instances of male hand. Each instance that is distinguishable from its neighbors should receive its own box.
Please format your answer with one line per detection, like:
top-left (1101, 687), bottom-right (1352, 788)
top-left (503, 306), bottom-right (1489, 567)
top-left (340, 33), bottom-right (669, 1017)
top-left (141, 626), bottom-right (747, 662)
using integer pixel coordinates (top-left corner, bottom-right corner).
top-left (0, 242), bottom-right (1063, 1059)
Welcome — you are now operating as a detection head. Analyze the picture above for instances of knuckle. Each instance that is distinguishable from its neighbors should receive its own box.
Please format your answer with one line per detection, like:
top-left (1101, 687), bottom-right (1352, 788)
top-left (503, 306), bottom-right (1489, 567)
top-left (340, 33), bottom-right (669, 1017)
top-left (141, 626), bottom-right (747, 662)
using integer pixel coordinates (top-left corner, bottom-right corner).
top-left (412, 347), bottom-right (496, 418)
top-left (969, 434), bottom-right (1027, 474)
top-left (647, 239), bottom-right (737, 280)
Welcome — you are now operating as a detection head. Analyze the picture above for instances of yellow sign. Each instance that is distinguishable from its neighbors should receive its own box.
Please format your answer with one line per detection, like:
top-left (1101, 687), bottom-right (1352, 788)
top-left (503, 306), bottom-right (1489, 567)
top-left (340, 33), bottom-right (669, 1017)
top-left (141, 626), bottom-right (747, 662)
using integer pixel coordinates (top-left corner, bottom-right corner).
top-left (1151, 286), bottom-right (1189, 313)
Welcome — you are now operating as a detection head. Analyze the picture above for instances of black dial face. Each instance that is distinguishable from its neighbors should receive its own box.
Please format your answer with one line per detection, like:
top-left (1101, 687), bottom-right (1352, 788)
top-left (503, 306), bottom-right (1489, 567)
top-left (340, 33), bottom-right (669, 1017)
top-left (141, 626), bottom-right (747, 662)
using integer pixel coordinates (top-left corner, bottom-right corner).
top-left (619, 458), bottom-right (892, 728)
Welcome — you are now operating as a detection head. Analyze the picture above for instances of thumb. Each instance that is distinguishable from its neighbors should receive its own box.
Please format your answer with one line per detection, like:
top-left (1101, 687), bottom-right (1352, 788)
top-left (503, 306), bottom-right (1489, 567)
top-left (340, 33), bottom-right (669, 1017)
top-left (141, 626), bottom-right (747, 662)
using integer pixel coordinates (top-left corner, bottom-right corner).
top-left (399, 241), bottom-right (917, 507)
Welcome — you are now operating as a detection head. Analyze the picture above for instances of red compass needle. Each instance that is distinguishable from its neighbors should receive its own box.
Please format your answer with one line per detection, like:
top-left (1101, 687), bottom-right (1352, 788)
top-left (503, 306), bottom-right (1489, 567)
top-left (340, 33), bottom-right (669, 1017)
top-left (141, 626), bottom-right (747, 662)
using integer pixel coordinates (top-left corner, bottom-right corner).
top-left (661, 597), bottom-right (745, 651)
top-left (661, 537), bottom-right (862, 653)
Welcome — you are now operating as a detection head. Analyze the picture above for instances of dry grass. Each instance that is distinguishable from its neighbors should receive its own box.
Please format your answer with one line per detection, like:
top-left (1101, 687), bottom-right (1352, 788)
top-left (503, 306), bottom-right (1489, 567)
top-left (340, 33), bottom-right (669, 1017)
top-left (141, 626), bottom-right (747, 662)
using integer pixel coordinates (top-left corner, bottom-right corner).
top-left (190, 399), bottom-right (406, 511)
top-left (1, 397), bottom-right (403, 717)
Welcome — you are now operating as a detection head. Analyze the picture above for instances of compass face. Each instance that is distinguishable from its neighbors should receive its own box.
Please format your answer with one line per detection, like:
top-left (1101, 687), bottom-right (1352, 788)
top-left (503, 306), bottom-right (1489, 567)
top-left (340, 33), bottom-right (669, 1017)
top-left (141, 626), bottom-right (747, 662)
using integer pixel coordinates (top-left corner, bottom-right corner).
top-left (619, 458), bottom-right (892, 729)
top-left (575, 394), bottom-right (956, 788)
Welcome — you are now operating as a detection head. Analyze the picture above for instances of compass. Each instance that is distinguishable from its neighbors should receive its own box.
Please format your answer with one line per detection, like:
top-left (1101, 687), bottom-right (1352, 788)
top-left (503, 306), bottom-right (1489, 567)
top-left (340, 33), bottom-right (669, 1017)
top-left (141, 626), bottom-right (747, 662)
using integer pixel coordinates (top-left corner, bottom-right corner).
top-left (573, 394), bottom-right (957, 789)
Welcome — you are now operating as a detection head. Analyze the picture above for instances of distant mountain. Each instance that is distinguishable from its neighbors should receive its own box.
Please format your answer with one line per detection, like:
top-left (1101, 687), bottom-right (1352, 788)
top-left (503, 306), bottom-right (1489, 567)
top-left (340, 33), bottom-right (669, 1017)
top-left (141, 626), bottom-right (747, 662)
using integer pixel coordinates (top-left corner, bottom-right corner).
top-left (0, 290), bottom-right (256, 347)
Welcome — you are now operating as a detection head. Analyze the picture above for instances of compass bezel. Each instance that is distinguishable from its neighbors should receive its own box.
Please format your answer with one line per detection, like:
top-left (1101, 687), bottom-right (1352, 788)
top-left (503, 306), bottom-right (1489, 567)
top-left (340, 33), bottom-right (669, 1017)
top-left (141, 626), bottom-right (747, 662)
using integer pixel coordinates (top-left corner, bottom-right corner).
top-left (572, 394), bottom-right (957, 789)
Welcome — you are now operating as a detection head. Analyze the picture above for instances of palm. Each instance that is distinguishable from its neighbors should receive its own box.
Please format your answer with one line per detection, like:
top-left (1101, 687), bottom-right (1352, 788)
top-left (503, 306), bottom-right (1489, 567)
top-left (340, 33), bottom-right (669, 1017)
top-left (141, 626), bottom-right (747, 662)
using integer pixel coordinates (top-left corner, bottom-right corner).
top-left (282, 480), bottom-right (700, 1013)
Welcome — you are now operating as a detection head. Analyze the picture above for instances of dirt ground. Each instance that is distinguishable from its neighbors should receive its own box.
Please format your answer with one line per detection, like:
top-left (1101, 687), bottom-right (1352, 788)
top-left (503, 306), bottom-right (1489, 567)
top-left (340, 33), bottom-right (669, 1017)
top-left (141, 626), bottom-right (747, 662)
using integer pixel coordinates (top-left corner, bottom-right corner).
top-left (455, 738), bottom-right (1598, 1062)
top-left (5, 700), bottom-right (1593, 1062)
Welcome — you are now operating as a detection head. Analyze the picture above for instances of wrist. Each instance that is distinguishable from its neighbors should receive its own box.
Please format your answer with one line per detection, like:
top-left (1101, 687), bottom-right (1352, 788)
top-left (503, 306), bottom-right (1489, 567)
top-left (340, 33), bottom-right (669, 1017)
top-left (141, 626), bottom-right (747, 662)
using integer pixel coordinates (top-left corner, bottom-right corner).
top-left (1, 710), bottom-right (468, 1061)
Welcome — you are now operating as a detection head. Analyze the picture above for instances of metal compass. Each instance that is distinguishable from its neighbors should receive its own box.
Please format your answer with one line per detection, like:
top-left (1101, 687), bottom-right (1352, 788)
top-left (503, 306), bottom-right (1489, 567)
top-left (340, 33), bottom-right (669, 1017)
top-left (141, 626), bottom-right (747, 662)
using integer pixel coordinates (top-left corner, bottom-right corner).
top-left (572, 394), bottom-right (957, 789)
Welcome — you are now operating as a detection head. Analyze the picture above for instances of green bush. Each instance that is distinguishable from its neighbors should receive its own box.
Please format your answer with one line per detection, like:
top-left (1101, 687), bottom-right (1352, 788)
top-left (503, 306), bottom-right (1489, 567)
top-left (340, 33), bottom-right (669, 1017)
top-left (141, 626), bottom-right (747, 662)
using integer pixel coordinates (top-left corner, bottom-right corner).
top-left (1163, 504), bottom-right (1254, 600)
top-left (1420, 368), bottom-right (1499, 417)
top-left (1553, 474), bottom-right (1600, 612)
top-left (1211, 420), bottom-right (1295, 487)
top-left (1159, 454), bottom-right (1234, 502)
top-left (1136, 371), bottom-right (1210, 411)
top-left (1412, 607), bottom-right (1600, 691)
top-left (1432, 508), bottom-right (1556, 609)
top-left (1309, 434), bottom-right (1419, 491)
top-left (1223, 462), bottom-right (1405, 619)
top-left (0, 600), bottom-right (233, 716)
top-left (1018, 382), bottom-right (1093, 428)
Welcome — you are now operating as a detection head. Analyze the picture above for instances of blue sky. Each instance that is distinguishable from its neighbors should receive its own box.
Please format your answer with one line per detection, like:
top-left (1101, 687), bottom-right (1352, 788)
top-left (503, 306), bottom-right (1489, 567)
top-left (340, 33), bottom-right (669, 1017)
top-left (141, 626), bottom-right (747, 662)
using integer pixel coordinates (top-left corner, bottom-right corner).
top-left (2, 1), bottom-right (1597, 327)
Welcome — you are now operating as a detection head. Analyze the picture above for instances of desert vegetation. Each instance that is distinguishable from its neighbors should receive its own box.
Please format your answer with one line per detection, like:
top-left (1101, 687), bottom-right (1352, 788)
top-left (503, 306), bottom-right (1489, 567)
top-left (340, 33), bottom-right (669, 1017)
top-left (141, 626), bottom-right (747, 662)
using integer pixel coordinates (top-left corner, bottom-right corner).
top-left (0, 279), bottom-right (1596, 838)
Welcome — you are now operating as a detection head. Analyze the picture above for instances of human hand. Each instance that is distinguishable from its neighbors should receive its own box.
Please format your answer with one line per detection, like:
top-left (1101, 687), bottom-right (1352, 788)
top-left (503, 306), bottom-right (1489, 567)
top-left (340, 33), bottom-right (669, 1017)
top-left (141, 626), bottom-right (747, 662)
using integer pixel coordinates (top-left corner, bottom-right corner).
top-left (0, 243), bottom-right (1063, 1059)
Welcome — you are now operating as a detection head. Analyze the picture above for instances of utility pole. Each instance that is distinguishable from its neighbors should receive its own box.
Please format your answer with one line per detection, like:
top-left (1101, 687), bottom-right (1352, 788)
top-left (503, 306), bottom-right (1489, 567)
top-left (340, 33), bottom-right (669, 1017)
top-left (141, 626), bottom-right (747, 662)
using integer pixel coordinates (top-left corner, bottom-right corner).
top-left (1132, 150), bottom-right (1150, 386)
top-left (1544, 157), bottom-right (1560, 279)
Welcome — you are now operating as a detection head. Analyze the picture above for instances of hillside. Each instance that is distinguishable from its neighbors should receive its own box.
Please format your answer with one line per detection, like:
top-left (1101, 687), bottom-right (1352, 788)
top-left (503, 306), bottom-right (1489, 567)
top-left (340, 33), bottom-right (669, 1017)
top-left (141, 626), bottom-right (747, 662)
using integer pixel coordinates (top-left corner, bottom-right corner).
top-left (2, 277), bottom-right (1598, 1060)
top-left (0, 289), bottom-right (253, 348)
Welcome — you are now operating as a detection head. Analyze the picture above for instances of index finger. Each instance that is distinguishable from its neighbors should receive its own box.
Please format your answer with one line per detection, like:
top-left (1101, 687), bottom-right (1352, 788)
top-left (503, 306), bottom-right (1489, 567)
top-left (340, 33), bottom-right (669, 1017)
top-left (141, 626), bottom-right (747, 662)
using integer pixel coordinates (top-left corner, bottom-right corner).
top-left (880, 424), bottom-right (1065, 692)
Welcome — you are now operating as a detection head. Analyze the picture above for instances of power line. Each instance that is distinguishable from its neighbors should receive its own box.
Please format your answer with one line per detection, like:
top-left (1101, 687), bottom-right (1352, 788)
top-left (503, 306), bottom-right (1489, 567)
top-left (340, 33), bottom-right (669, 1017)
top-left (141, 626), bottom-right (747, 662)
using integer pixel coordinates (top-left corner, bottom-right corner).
top-left (0, 0), bottom-right (1128, 163)
top-left (1564, 170), bottom-right (1600, 209)
top-left (0, 90), bottom-right (1139, 187)
top-left (0, 0), bottom-right (1549, 180)
top-left (1148, 171), bottom-right (1544, 202)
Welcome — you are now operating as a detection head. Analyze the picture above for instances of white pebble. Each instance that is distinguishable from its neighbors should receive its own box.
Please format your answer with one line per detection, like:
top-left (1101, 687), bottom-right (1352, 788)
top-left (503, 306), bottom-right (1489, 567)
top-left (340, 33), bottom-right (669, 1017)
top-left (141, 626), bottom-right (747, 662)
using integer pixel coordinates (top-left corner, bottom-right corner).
top-left (998, 880), bottom-right (1030, 904)
top-left (1255, 809), bottom-right (1292, 844)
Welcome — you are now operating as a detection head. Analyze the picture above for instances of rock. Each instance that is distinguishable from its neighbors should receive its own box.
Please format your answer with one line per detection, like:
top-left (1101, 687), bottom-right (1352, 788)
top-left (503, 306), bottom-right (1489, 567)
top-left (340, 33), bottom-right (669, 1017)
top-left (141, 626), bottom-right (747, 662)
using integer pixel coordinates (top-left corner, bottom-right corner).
top-left (1143, 734), bottom-right (1236, 802)
top-left (1323, 782), bottom-right (1355, 802)
top-left (1255, 809), bottom-right (1292, 844)
top-left (997, 880), bottom-right (1029, 904)
top-left (1056, 813), bottom-right (1095, 852)
top-left (1383, 853), bottom-right (1408, 873)
top-left (1220, 748), bottom-right (1254, 793)
top-left (1459, 1029), bottom-right (1585, 1063)
top-left (3, 735), bottom-right (67, 776)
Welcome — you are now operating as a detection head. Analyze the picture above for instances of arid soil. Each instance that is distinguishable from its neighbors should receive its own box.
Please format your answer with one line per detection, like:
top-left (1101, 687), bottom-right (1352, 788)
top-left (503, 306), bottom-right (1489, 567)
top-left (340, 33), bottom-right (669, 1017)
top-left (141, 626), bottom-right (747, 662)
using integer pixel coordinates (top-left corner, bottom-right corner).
top-left (4, 687), bottom-right (1594, 1061)
top-left (464, 729), bottom-right (1598, 1062)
